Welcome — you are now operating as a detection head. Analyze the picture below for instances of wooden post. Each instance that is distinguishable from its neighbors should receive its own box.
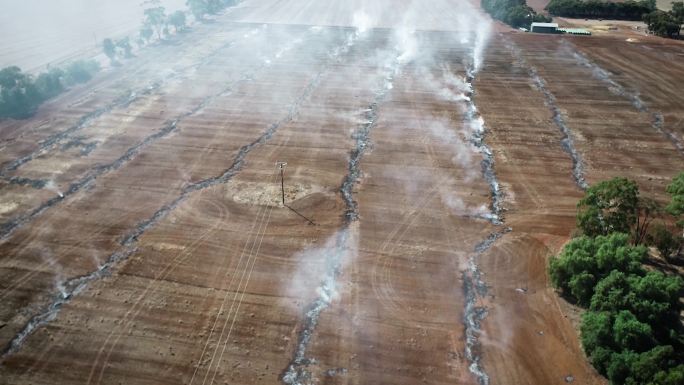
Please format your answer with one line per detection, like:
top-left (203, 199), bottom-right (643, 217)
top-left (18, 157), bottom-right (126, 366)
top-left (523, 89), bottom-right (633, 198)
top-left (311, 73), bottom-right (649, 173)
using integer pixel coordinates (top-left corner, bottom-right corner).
top-left (280, 166), bottom-right (285, 206)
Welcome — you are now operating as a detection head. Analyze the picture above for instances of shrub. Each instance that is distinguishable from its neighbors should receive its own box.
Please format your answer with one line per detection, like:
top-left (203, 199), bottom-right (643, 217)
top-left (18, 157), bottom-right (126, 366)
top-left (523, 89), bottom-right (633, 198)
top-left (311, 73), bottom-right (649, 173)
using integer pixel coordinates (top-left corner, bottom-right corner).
top-left (34, 68), bottom-right (65, 100)
top-left (64, 60), bottom-right (100, 85)
top-left (481, 0), bottom-right (550, 29)
top-left (577, 177), bottom-right (639, 237)
top-left (0, 66), bottom-right (42, 118)
top-left (666, 172), bottom-right (684, 221)
top-left (648, 224), bottom-right (682, 261)
top-left (549, 233), bottom-right (646, 305)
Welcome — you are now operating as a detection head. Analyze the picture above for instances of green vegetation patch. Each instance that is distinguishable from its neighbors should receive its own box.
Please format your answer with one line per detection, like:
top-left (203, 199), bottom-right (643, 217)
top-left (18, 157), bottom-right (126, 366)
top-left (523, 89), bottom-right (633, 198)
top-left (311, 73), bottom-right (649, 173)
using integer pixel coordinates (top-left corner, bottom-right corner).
top-left (550, 174), bottom-right (684, 385)
top-left (481, 0), bottom-right (552, 29)
top-left (546, 0), bottom-right (657, 21)
top-left (0, 60), bottom-right (100, 119)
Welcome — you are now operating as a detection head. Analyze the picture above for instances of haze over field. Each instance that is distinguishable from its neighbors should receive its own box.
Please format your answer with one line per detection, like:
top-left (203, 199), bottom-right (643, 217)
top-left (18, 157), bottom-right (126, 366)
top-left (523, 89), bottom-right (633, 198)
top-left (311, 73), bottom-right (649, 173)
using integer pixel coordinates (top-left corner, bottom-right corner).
top-left (0, 0), bottom-right (185, 71)
top-left (0, 1), bottom-right (683, 385)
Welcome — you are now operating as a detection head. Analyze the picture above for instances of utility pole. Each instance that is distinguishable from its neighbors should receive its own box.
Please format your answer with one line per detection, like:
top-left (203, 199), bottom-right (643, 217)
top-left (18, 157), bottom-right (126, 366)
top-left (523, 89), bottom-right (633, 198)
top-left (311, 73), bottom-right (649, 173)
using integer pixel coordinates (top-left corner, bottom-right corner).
top-left (277, 162), bottom-right (287, 206)
top-left (276, 161), bottom-right (316, 226)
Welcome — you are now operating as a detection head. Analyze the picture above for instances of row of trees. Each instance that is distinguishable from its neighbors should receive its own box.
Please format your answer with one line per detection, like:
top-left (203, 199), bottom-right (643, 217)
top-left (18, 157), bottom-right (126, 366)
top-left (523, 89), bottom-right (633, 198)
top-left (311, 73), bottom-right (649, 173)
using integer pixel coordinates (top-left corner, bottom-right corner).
top-left (481, 0), bottom-right (552, 28)
top-left (643, 2), bottom-right (684, 38)
top-left (102, 0), bottom-right (239, 64)
top-left (186, 0), bottom-right (238, 21)
top-left (2, 1), bottom-right (242, 119)
top-left (0, 61), bottom-right (100, 119)
top-left (546, 0), bottom-right (657, 21)
top-left (549, 175), bottom-right (684, 385)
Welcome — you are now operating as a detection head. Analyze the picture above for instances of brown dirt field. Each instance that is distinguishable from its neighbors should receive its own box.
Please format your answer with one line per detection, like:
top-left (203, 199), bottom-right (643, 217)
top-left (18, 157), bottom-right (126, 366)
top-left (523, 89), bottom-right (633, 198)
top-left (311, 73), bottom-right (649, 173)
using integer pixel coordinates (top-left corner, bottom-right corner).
top-left (1, 1), bottom-right (683, 385)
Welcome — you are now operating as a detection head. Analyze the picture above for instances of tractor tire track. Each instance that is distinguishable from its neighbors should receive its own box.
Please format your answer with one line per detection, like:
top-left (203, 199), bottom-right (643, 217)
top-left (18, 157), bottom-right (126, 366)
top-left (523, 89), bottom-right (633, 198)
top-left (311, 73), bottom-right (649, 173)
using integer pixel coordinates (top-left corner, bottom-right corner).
top-left (0, 26), bottom-right (250, 178)
top-left (561, 41), bottom-right (684, 156)
top-left (0, 34), bottom-right (335, 360)
top-left (462, 228), bottom-right (511, 385)
top-left (282, 39), bottom-right (402, 385)
top-left (504, 40), bottom-right (588, 191)
top-left (0, 28), bottom-right (295, 243)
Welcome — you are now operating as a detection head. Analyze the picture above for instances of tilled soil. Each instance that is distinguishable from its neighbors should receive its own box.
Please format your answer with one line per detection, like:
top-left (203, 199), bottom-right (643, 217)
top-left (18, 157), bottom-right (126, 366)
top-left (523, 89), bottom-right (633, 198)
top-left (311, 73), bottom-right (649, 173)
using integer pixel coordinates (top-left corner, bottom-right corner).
top-left (1, 2), bottom-right (683, 385)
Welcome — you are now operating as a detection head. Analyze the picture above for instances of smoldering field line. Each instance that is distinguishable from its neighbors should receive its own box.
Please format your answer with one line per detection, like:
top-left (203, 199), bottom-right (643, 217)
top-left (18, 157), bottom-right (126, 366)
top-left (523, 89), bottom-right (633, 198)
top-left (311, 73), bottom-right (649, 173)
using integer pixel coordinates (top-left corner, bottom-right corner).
top-left (562, 41), bottom-right (684, 156)
top-left (0, 26), bottom-right (298, 242)
top-left (462, 228), bottom-right (511, 385)
top-left (186, 31), bottom-right (370, 385)
top-left (463, 72), bottom-right (504, 224)
top-left (506, 40), bottom-right (588, 190)
top-left (0, 29), bottom-right (354, 362)
top-left (282, 31), bottom-right (403, 385)
top-left (0, 25), bottom-right (252, 179)
top-left (460, 63), bottom-right (507, 385)
top-left (283, 22), bottom-right (504, 385)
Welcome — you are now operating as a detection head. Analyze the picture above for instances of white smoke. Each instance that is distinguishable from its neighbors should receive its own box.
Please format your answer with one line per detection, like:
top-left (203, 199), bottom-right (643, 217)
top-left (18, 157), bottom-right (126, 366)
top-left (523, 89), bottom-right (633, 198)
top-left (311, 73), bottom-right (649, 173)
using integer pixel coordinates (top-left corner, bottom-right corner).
top-left (352, 9), bottom-right (373, 36)
top-left (282, 228), bottom-right (358, 310)
top-left (44, 180), bottom-right (64, 198)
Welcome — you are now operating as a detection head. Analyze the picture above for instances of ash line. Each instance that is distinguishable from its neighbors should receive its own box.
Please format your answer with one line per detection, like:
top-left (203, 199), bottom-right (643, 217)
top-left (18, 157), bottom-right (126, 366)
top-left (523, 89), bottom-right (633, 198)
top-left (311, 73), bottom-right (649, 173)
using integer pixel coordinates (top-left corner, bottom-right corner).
top-left (563, 41), bottom-right (684, 156)
top-left (464, 71), bottom-right (504, 224)
top-left (463, 228), bottom-right (511, 385)
top-left (0, 32), bottom-right (243, 177)
top-left (0, 30), bottom-right (299, 241)
top-left (0, 60), bottom-right (327, 362)
top-left (282, 44), bottom-right (402, 385)
top-left (0, 31), bottom-right (353, 362)
top-left (506, 41), bottom-right (588, 190)
top-left (459, 52), bottom-right (508, 383)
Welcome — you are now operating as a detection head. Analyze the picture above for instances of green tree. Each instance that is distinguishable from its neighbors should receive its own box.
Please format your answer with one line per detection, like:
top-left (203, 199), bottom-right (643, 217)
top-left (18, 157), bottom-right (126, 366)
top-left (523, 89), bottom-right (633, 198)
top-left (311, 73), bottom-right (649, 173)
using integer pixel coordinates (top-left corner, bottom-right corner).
top-left (168, 10), bottom-right (187, 32)
top-left (590, 270), bottom-right (631, 312)
top-left (504, 5), bottom-right (534, 28)
top-left (581, 311), bottom-right (614, 356)
top-left (634, 197), bottom-right (660, 245)
top-left (116, 37), bottom-right (133, 58)
top-left (666, 172), bottom-right (684, 221)
top-left (647, 223), bottom-right (682, 261)
top-left (652, 364), bottom-right (684, 385)
top-left (643, 10), bottom-right (682, 38)
top-left (64, 60), bottom-right (100, 85)
top-left (547, 0), bottom-right (656, 21)
top-left (34, 68), bottom-right (65, 100)
top-left (186, 0), bottom-right (209, 21)
top-left (0, 66), bottom-right (42, 118)
top-left (672, 2), bottom-right (684, 22)
top-left (577, 177), bottom-right (639, 237)
top-left (102, 38), bottom-right (117, 63)
top-left (607, 349), bottom-right (639, 384)
top-left (140, 26), bottom-right (154, 44)
top-left (591, 270), bottom-right (682, 330)
top-left (549, 233), bottom-right (646, 305)
top-left (612, 310), bottom-right (654, 351)
top-left (143, 6), bottom-right (167, 40)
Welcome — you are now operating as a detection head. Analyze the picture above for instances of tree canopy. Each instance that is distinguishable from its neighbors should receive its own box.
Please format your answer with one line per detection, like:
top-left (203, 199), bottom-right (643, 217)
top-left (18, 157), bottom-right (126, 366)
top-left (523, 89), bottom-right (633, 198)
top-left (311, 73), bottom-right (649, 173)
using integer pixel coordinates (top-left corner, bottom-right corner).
top-left (577, 177), bottom-right (639, 237)
top-left (546, 0), bottom-right (656, 21)
top-left (168, 10), bottom-right (187, 32)
top-left (1, 61), bottom-right (100, 119)
top-left (143, 6), bottom-right (167, 40)
top-left (482, 0), bottom-right (552, 28)
top-left (549, 233), bottom-right (646, 306)
top-left (551, 174), bottom-right (684, 385)
top-left (643, 2), bottom-right (683, 38)
top-left (103, 38), bottom-right (117, 62)
top-left (666, 172), bottom-right (684, 220)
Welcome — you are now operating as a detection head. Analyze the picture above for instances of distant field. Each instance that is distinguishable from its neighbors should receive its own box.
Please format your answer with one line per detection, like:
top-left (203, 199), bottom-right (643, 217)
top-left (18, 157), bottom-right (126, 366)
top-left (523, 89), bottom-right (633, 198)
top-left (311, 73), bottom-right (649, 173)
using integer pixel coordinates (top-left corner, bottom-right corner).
top-left (657, 0), bottom-right (675, 10)
top-left (0, 0), bottom-right (185, 72)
